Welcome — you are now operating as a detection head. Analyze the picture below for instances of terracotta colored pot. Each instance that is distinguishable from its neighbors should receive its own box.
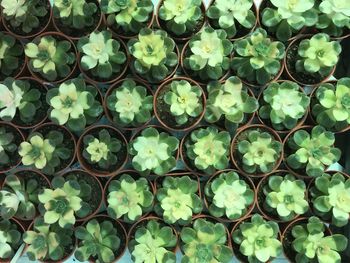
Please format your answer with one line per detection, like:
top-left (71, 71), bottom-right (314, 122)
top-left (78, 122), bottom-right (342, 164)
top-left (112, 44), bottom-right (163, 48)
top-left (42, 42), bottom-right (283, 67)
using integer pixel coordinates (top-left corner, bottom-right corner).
top-left (77, 125), bottom-right (128, 177)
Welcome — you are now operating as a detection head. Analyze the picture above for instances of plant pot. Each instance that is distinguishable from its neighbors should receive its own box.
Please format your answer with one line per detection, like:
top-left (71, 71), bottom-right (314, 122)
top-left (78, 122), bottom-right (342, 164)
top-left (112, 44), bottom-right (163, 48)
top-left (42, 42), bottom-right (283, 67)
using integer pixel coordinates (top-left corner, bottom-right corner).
top-left (77, 125), bottom-right (128, 177)
top-left (154, 77), bottom-right (206, 131)
top-left (0, 122), bottom-right (24, 174)
top-left (155, 0), bottom-right (206, 42)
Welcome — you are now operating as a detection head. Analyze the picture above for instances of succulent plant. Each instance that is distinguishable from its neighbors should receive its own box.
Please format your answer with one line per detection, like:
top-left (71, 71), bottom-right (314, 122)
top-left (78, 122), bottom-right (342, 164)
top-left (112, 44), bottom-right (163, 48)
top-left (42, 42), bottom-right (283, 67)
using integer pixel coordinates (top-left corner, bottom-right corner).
top-left (155, 176), bottom-right (202, 225)
top-left (232, 214), bottom-right (282, 262)
top-left (129, 127), bottom-right (179, 175)
top-left (231, 28), bottom-right (285, 85)
top-left (107, 174), bottom-right (153, 222)
top-left (181, 218), bottom-right (233, 263)
top-left (204, 171), bottom-right (254, 220)
top-left (0, 32), bottom-right (24, 78)
top-left (0, 219), bottom-right (22, 260)
top-left (0, 126), bottom-right (18, 167)
top-left (286, 125), bottom-right (341, 177)
top-left (259, 81), bottom-right (310, 131)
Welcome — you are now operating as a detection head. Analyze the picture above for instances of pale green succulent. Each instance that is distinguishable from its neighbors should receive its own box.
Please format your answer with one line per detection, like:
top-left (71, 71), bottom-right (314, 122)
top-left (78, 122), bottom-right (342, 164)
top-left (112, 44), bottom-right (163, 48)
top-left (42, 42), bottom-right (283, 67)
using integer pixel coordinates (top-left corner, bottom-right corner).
top-left (0, 82), bottom-right (23, 121)
top-left (0, 127), bottom-right (18, 168)
top-left (0, 219), bottom-right (22, 260)
top-left (0, 32), bottom-right (24, 78)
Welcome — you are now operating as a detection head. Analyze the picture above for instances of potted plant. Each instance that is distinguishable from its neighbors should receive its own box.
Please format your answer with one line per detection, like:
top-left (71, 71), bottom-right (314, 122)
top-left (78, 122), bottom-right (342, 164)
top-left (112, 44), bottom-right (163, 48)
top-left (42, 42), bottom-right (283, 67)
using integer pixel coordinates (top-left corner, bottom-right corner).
top-left (231, 28), bottom-right (285, 86)
top-left (282, 216), bottom-right (348, 263)
top-left (232, 214), bottom-right (282, 263)
top-left (100, 0), bottom-right (154, 38)
top-left (46, 78), bottom-right (103, 133)
top-left (105, 172), bottom-right (154, 222)
top-left (257, 172), bottom-right (308, 222)
top-left (0, 122), bottom-right (24, 173)
top-left (231, 125), bottom-right (283, 176)
top-left (74, 216), bottom-right (127, 263)
top-left (285, 33), bottom-right (341, 85)
top-left (0, 0), bottom-right (51, 38)
top-left (78, 125), bottom-right (128, 177)
top-left (129, 127), bottom-right (179, 175)
top-left (260, 0), bottom-right (317, 41)
top-left (311, 78), bottom-right (350, 132)
top-left (0, 218), bottom-right (23, 261)
top-left (24, 33), bottom-right (77, 83)
top-left (0, 170), bottom-right (50, 221)
top-left (128, 28), bottom-right (178, 83)
top-left (284, 125), bottom-right (341, 177)
top-left (23, 217), bottom-right (75, 262)
top-left (128, 217), bottom-right (178, 263)
top-left (182, 26), bottom-right (233, 82)
top-left (154, 77), bottom-right (205, 130)
top-left (182, 126), bottom-right (231, 174)
top-left (0, 32), bottom-right (25, 79)
top-left (180, 217), bottom-right (233, 262)
top-left (156, 0), bottom-right (205, 40)
top-left (309, 171), bottom-right (350, 227)
top-left (105, 78), bottom-right (154, 129)
top-left (258, 81), bottom-right (310, 132)
top-left (154, 175), bottom-right (202, 225)
top-left (206, 0), bottom-right (257, 40)
top-left (53, 0), bottom-right (102, 39)
top-left (77, 31), bottom-right (128, 84)
top-left (204, 170), bottom-right (255, 221)
top-left (204, 76), bottom-right (258, 132)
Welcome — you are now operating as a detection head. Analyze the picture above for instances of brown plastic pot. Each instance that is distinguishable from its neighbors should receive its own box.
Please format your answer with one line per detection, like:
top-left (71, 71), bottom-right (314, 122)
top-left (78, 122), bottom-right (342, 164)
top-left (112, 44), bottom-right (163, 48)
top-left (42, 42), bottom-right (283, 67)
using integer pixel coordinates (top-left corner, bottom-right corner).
top-left (0, 122), bottom-right (25, 174)
top-left (230, 124), bottom-right (283, 178)
top-left (77, 125), bottom-right (128, 177)
top-left (203, 169), bottom-right (256, 223)
top-left (154, 77), bottom-right (206, 132)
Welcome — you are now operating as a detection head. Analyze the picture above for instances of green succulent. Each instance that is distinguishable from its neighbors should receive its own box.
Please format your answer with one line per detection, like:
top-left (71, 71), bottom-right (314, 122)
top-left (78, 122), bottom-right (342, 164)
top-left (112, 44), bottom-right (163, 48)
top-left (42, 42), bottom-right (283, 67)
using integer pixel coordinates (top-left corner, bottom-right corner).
top-left (82, 129), bottom-right (122, 171)
top-left (232, 214), bottom-right (282, 263)
top-left (185, 126), bottom-right (231, 174)
top-left (101, 0), bottom-right (153, 35)
top-left (0, 126), bottom-right (18, 167)
top-left (207, 0), bottom-right (256, 39)
top-left (0, 32), bottom-right (24, 78)
top-left (129, 220), bottom-right (177, 263)
top-left (204, 171), bottom-right (254, 220)
top-left (75, 219), bottom-right (122, 263)
top-left (129, 127), bottom-right (179, 175)
top-left (78, 31), bottom-right (127, 80)
top-left (0, 219), bottom-right (22, 260)
top-left (286, 125), bottom-right (341, 177)
top-left (259, 81), bottom-right (310, 131)
top-left (106, 79), bottom-right (153, 127)
top-left (163, 79), bottom-right (203, 126)
top-left (183, 27), bottom-right (233, 81)
top-left (47, 78), bottom-right (103, 132)
top-left (263, 174), bottom-right (308, 221)
top-left (25, 35), bottom-right (76, 82)
top-left (312, 78), bottom-right (350, 131)
top-left (205, 76), bottom-right (258, 130)
top-left (107, 174), bottom-right (153, 222)
top-left (261, 0), bottom-right (317, 41)
top-left (128, 28), bottom-right (178, 83)
top-left (155, 176), bottom-right (202, 225)
top-left (310, 172), bottom-right (350, 227)
top-left (291, 216), bottom-right (348, 263)
top-left (181, 218), bottom-right (233, 263)
top-left (237, 129), bottom-right (282, 174)
top-left (231, 28), bottom-right (285, 85)
top-left (158, 0), bottom-right (203, 36)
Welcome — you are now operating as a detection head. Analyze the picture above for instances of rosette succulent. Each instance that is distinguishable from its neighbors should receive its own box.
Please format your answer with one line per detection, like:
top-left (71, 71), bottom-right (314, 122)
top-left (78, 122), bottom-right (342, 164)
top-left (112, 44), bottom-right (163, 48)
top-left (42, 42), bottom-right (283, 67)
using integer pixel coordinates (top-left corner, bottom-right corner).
top-left (47, 78), bottom-right (103, 132)
top-left (128, 28), bottom-right (178, 82)
top-left (0, 126), bottom-right (18, 168)
top-left (129, 127), bottom-right (179, 175)
top-left (183, 27), bottom-right (233, 81)
top-left (25, 35), bottom-right (76, 81)
top-left (180, 218), bottom-right (233, 263)
top-left (204, 171), bottom-right (254, 220)
top-left (259, 81), bottom-right (310, 130)
top-left (232, 214), bottom-right (282, 263)
top-left (0, 32), bottom-right (24, 78)
top-left (286, 125), bottom-right (341, 177)
top-left (0, 219), bottom-right (22, 260)
top-left (155, 176), bottom-right (202, 225)
top-left (231, 28), bottom-right (285, 85)
top-left (107, 174), bottom-right (153, 222)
